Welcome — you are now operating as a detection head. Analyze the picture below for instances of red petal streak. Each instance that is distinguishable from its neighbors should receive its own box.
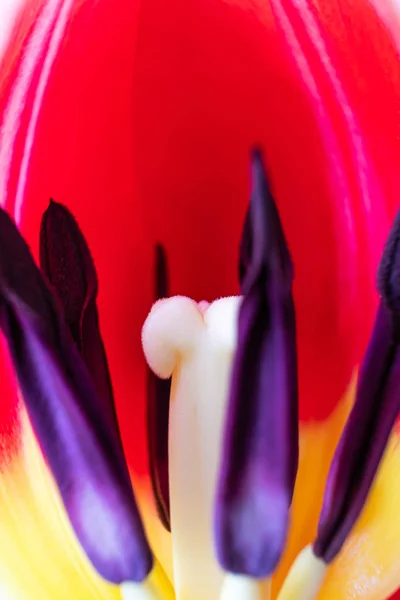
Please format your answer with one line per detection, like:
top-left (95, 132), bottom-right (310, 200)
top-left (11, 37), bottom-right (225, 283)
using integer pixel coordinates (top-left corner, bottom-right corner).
top-left (0, 0), bottom-right (43, 88)
top-left (0, 0), bottom-right (72, 213)
top-left (269, 0), bottom-right (390, 417)
top-left (311, 0), bottom-right (400, 221)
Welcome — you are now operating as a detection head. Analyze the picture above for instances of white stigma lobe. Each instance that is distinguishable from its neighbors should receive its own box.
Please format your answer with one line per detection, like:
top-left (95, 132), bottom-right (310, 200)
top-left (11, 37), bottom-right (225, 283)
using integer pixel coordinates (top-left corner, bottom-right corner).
top-left (142, 295), bottom-right (240, 600)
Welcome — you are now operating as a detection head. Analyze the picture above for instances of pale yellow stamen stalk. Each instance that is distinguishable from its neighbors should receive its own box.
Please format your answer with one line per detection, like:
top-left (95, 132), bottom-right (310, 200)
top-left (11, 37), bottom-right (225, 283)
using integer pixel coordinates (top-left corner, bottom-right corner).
top-left (120, 561), bottom-right (175, 600)
top-left (120, 581), bottom-right (160, 600)
top-left (219, 574), bottom-right (270, 600)
top-left (277, 545), bottom-right (326, 600)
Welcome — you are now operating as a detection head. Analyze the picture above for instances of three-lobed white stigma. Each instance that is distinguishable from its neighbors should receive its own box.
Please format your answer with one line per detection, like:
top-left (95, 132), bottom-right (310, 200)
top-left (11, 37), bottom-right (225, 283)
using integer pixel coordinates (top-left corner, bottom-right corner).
top-left (142, 296), bottom-right (240, 599)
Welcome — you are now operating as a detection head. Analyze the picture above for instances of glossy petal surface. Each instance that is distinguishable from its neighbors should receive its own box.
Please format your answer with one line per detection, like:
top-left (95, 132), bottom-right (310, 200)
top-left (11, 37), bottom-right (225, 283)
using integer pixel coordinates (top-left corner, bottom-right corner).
top-left (320, 434), bottom-right (400, 600)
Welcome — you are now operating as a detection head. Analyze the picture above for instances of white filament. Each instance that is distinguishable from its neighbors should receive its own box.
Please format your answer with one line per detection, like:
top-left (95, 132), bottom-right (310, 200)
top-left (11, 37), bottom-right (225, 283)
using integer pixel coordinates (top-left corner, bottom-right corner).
top-left (219, 574), bottom-right (267, 600)
top-left (120, 580), bottom-right (163, 600)
top-left (277, 545), bottom-right (327, 600)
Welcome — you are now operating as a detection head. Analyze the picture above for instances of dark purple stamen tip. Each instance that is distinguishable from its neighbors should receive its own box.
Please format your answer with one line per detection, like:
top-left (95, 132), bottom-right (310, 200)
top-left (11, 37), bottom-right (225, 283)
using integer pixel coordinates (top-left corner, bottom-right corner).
top-left (155, 243), bottom-right (168, 300)
top-left (147, 244), bottom-right (171, 531)
top-left (238, 208), bottom-right (252, 286)
top-left (0, 207), bottom-right (153, 583)
top-left (147, 373), bottom-right (171, 531)
top-left (214, 150), bottom-right (298, 577)
top-left (40, 199), bottom-right (97, 348)
top-left (40, 200), bottom-right (117, 434)
top-left (239, 149), bottom-right (294, 295)
top-left (314, 213), bottom-right (400, 563)
top-left (378, 210), bottom-right (400, 313)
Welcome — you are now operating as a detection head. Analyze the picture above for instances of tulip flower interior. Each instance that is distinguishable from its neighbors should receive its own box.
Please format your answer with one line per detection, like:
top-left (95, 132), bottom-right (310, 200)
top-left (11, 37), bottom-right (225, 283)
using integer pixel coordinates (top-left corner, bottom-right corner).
top-left (1, 1), bottom-right (400, 600)
top-left (1, 152), bottom-right (400, 599)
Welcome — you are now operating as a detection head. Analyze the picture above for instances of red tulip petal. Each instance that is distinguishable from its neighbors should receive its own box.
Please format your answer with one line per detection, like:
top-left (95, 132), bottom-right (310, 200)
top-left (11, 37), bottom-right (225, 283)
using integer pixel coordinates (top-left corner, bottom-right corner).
top-left (1, 0), bottom-right (398, 479)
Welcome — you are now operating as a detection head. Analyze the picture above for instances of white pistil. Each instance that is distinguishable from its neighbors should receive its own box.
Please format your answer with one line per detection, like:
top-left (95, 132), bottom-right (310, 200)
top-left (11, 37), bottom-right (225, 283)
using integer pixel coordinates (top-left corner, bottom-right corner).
top-left (120, 580), bottom-right (163, 600)
top-left (142, 295), bottom-right (241, 600)
top-left (219, 574), bottom-right (268, 600)
top-left (276, 545), bottom-right (327, 600)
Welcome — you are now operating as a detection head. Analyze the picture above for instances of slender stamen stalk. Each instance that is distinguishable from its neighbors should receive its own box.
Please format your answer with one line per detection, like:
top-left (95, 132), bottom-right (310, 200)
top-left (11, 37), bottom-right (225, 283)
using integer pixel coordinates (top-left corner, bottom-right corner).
top-left (120, 563), bottom-right (175, 600)
top-left (277, 545), bottom-right (326, 600)
top-left (219, 574), bottom-right (270, 600)
top-left (120, 581), bottom-right (163, 600)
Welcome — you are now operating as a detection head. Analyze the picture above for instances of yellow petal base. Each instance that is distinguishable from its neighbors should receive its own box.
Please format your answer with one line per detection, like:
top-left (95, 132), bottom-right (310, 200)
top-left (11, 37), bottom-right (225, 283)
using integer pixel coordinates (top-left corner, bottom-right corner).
top-left (319, 434), bottom-right (400, 599)
top-left (0, 408), bottom-right (173, 600)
